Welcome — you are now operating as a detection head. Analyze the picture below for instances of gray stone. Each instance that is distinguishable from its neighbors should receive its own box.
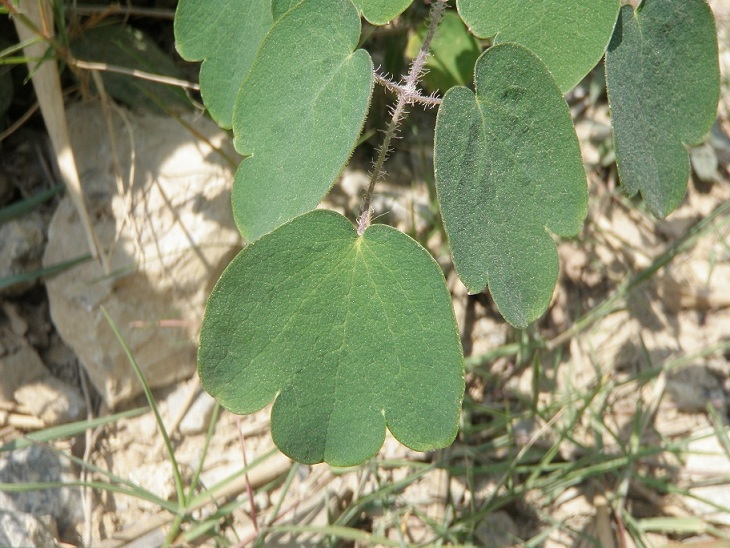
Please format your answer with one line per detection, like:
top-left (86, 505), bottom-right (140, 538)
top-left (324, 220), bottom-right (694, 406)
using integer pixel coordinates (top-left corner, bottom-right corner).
top-left (0, 510), bottom-right (60, 548)
top-left (44, 103), bottom-right (241, 407)
top-left (666, 364), bottom-right (725, 412)
top-left (474, 511), bottom-right (519, 547)
top-left (0, 445), bottom-right (82, 536)
top-left (0, 213), bottom-right (45, 296)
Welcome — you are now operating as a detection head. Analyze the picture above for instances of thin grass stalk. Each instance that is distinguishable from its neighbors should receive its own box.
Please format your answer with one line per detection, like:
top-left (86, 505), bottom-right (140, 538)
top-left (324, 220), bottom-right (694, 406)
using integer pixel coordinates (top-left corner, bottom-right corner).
top-left (99, 306), bottom-right (187, 510)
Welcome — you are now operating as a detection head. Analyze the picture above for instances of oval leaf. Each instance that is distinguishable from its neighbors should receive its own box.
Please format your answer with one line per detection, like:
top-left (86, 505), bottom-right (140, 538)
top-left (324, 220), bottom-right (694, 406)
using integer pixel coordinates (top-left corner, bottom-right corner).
top-left (434, 44), bottom-right (588, 328)
top-left (605, 0), bottom-right (720, 218)
top-left (232, 0), bottom-right (373, 242)
top-left (456, 0), bottom-right (620, 92)
top-left (175, 0), bottom-right (272, 128)
top-left (352, 0), bottom-right (414, 25)
top-left (199, 210), bottom-right (464, 466)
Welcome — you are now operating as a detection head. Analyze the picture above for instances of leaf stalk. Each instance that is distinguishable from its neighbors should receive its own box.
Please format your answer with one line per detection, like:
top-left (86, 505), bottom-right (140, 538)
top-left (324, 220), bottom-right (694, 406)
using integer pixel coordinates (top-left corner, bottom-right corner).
top-left (357, 0), bottom-right (448, 235)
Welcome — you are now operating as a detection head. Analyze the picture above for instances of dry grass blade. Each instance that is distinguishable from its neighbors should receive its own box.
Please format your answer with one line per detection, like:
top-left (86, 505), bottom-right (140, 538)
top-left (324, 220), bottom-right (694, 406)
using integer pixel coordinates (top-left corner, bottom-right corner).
top-left (11, 0), bottom-right (102, 264)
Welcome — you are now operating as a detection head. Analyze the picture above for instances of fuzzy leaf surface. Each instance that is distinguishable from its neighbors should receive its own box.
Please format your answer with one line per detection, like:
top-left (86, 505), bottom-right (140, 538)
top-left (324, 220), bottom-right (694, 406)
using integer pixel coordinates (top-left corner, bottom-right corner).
top-left (351, 0), bottom-right (413, 25)
top-left (406, 11), bottom-right (481, 93)
top-left (232, 0), bottom-right (373, 242)
top-left (199, 210), bottom-right (465, 466)
top-left (175, 0), bottom-right (272, 128)
top-left (435, 45), bottom-right (587, 328)
top-left (605, 0), bottom-right (720, 218)
top-left (456, 0), bottom-right (620, 91)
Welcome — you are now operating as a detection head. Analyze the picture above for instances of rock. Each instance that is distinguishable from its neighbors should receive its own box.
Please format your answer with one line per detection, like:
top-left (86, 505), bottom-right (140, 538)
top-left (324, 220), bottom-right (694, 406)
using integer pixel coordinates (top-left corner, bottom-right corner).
top-left (683, 428), bottom-right (730, 525)
top-left (0, 213), bottom-right (46, 296)
top-left (14, 376), bottom-right (86, 425)
top-left (180, 391), bottom-right (216, 435)
top-left (0, 510), bottom-right (60, 548)
top-left (167, 381), bottom-right (217, 436)
top-left (474, 511), bottom-right (518, 547)
top-left (1, 303), bottom-right (27, 337)
top-left (43, 103), bottom-right (241, 408)
top-left (0, 335), bottom-right (48, 403)
top-left (400, 468), bottom-right (449, 523)
top-left (666, 364), bottom-right (725, 412)
top-left (0, 445), bottom-right (82, 538)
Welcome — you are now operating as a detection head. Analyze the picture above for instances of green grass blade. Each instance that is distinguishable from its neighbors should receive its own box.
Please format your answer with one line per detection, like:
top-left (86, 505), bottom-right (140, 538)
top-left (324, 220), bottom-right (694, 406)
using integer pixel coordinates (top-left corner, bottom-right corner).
top-left (185, 402), bottom-right (220, 502)
top-left (0, 184), bottom-right (63, 223)
top-left (100, 306), bottom-right (186, 508)
top-left (0, 254), bottom-right (92, 292)
top-left (0, 480), bottom-right (177, 512)
top-left (0, 406), bottom-right (147, 452)
top-left (0, 36), bottom-right (43, 59)
top-left (265, 524), bottom-right (400, 546)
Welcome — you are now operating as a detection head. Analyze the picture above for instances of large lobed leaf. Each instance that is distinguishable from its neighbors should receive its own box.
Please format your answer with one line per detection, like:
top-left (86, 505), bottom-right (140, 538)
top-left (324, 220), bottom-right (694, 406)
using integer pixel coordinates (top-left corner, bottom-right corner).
top-left (175, 0), bottom-right (272, 128)
top-left (199, 210), bottom-right (464, 466)
top-left (351, 0), bottom-right (414, 25)
top-left (605, 0), bottom-right (720, 218)
top-left (456, 0), bottom-right (620, 92)
top-left (435, 44), bottom-right (588, 328)
top-left (232, 0), bottom-right (373, 242)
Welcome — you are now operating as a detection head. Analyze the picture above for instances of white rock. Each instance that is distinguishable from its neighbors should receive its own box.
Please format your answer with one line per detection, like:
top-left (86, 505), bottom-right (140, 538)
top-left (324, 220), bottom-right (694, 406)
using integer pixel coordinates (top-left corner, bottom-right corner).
top-left (683, 428), bottom-right (730, 525)
top-left (0, 511), bottom-right (59, 548)
top-left (43, 103), bottom-right (241, 407)
top-left (166, 381), bottom-right (217, 435)
top-left (14, 376), bottom-right (86, 425)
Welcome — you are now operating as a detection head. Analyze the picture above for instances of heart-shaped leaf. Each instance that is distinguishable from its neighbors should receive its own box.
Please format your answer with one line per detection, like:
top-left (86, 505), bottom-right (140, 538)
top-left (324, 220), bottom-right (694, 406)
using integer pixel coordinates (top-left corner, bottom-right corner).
top-left (605, 0), bottom-right (720, 218)
top-left (456, 0), bottom-right (620, 92)
top-left (232, 0), bottom-right (373, 242)
top-left (199, 210), bottom-right (464, 466)
top-left (434, 44), bottom-right (588, 328)
top-left (175, 0), bottom-right (272, 128)
top-left (352, 0), bottom-right (414, 25)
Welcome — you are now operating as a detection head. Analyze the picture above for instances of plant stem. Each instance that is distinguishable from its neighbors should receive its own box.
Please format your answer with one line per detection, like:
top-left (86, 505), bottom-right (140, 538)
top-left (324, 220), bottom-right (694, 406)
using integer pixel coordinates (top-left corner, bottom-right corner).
top-left (372, 72), bottom-right (442, 107)
top-left (357, 0), bottom-right (448, 235)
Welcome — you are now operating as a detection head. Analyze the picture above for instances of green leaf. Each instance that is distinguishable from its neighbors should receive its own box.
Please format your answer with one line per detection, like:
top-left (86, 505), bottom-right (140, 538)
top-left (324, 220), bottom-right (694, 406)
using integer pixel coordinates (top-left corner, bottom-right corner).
top-left (271, 0), bottom-right (301, 20)
top-left (456, 0), bottom-right (620, 92)
top-left (175, 0), bottom-right (272, 128)
top-left (232, 0), bottom-right (373, 242)
top-left (434, 44), bottom-right (587, 328)
top-left (199, 210), bottom-right (464, 466)
top-left (605, 0), bottom-right (720, 218)
top-left (351, 0), bottom-right (413, 25)
top-left (406, 10), bottom-right (481, 93)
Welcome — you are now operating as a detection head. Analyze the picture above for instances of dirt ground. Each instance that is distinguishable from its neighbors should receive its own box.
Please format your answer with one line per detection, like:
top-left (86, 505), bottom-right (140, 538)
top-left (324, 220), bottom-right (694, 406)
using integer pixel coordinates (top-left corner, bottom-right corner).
top-left (1, 1), bottom-right (730, 546)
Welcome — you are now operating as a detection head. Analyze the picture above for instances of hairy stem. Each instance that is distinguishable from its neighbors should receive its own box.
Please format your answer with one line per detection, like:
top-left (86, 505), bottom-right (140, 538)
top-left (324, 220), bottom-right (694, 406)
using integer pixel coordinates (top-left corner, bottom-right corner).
top-left (373, 72), bottom-right (442, 107)
top-left (357, 0), bottom-right (447, 235)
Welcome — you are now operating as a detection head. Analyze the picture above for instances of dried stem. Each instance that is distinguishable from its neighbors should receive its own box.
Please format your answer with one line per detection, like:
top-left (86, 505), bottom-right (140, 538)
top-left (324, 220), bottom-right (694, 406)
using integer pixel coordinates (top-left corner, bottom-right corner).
top-left (357, 0), bottom-right (448, 235)
top-left (71, 59), bottom-right (200, 90)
